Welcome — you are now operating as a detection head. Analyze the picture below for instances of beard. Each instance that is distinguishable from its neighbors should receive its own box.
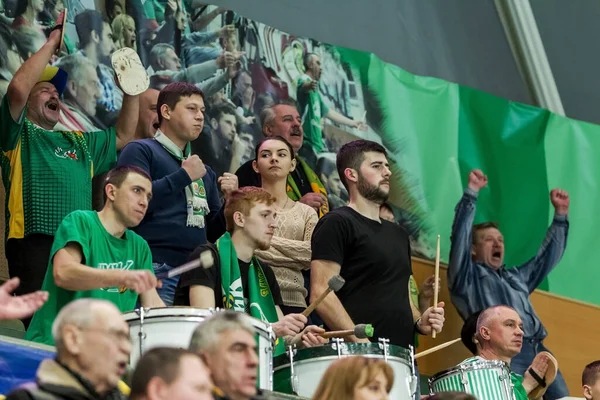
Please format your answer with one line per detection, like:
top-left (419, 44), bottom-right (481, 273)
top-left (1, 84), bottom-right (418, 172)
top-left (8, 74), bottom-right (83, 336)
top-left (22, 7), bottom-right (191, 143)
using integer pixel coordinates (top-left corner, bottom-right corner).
top-left (357, 173), bottom-right (389, 205)
top-left (257, 238), bottom-right (271, 251)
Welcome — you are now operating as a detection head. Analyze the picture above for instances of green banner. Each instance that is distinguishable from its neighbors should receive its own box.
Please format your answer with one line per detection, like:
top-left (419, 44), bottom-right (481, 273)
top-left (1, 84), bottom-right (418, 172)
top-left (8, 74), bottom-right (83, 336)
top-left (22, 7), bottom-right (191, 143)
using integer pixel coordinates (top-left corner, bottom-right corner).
top-left (339, 47), bottom-right (598, 304)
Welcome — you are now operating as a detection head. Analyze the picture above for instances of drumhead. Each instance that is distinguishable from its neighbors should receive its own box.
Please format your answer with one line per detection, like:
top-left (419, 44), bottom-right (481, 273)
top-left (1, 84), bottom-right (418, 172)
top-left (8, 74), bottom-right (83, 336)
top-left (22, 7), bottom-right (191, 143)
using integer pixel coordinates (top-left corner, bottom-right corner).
top-left (123, 307), bottom-right (272, 336)
top-left (430, 359), bottom-right (509, 382)
top-left (274, 342), bottom-right (412, 369)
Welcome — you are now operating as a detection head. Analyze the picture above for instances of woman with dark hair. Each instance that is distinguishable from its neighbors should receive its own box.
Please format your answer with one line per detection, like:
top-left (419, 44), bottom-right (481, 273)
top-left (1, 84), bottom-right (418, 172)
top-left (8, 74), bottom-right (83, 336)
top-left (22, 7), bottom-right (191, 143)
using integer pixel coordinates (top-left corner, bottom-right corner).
top-left (252, 136), bottom-right (318, 316)
top-left (312, 356), bottom-right (394, 400)
top-left (11, 0), bottom-right (43, 28)
top-left (37, 0), bottom-right (62, 26)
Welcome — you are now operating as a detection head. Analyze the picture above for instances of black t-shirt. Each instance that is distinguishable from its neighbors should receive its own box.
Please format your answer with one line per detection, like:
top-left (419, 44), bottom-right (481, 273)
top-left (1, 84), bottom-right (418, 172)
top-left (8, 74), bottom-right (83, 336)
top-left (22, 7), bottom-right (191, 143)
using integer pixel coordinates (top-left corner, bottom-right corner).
top-left (311, 206), bottom-right (414, 348)
top-left (235, 159), bottom-right (313, 195)
top-left (174, 244), bottom-right (283, 308)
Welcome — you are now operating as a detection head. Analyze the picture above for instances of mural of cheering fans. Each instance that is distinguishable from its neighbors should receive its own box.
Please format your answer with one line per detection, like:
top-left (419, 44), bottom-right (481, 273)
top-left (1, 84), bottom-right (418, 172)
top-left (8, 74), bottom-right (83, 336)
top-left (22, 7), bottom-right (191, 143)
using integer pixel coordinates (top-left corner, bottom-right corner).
top-left (237, 122), bottom-right (261, 165)
top-left (74, 9), bottom-right (121, 126)
top-left (0, 22), bottom-right (23, 100)
top-left (13, 25), bottom-right (47, 60)
top-left (111, 13), bottom-right (136, 51)
top-left (104, 0), bottom-right (125, 22)
top-left (149, 42), bottom-right (240, 95)
top-left (53, 53), bottom-right (102, 132)
top-left (316, 155), bottom-right (348, 210)
top-left (38, 0), bottom-right (64, 26)
top-left (231, 69), bottom-right (256, 125)
top-left (194, 103), bottom-right (248, 177)
top-left (11, 0), bottom-right (43, 29)
top-left (297, 52), bottom-right (367, 169)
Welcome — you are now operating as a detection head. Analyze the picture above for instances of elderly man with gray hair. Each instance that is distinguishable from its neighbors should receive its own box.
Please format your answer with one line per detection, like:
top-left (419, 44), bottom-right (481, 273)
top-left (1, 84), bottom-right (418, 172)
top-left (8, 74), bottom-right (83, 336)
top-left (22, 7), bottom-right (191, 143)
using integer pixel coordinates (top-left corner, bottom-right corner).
top-left (6, 299), bottom-right (130, 400)
top-left (189, 310), bottom-right (267, 400)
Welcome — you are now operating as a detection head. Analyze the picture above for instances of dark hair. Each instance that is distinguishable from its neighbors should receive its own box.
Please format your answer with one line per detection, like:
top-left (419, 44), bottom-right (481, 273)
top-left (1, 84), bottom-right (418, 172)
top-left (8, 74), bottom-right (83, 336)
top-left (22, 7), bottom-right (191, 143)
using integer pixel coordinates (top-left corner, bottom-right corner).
top-left (583, 360), bottom-right (600, 386)
top-left (316, 156), bottom-right (336, 178)
top-left (472, 221), bottom-right (500, 244)
top-left (254, 136), bottom-right (295, 162)
top-left (303, 52), bottom-right (316, 70)
top-left (13, 0), bottom-right (29, 18)
top-left (336, 139), bottom-right (387, 190)
top-left (157, 82), bottom-right (205, 125)
top-left (74, 10), bottom-right (105, 49)
top-left (461, 310), bottom-right (482, 355)
top-left (129, 347), bottom-right (202, 399)
top-left (103, 165), bottom-right (151, 201)
top-left (209, 102), bottom-right (237, 123)
top-left (426, 393), bottom-right (477, 400)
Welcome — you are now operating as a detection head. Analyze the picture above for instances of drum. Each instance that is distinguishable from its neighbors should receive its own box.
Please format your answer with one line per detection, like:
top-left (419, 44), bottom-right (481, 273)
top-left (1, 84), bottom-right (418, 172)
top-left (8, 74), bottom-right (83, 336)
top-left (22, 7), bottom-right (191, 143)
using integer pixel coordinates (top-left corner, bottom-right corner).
top-left (273, 339), bottom-right (416, 399)
top-left (429, 360), bottom-right (514, 400)
top-left (123, 307), bottom-right (275, 390)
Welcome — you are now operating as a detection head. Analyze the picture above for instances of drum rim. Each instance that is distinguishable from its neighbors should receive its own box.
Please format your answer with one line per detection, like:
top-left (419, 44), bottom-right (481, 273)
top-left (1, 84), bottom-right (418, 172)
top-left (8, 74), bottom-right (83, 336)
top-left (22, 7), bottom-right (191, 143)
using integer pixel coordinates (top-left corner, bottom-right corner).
top-left (429, 359), bottom-right (509, 383)
top-left (273, 343), bottom-right (412, 368)
top-left (124, 307), bottom-right (272, 334)
top-left (274, 354), bottom-right (411, 372)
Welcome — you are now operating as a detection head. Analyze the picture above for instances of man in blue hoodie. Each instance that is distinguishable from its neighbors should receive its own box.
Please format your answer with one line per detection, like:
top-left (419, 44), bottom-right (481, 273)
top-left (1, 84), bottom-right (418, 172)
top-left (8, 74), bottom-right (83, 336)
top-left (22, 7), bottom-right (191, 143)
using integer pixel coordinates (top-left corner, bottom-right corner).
top-left (118, 82), bottom-right (236, 305)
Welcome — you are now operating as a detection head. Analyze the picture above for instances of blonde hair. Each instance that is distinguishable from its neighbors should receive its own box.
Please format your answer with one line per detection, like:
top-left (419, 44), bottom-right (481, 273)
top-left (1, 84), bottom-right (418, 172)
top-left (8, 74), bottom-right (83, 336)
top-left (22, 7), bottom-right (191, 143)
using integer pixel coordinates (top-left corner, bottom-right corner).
top-left (111, 14), bottom-right (136, 51)
top-left (312, 356), bottom-right (394, 400)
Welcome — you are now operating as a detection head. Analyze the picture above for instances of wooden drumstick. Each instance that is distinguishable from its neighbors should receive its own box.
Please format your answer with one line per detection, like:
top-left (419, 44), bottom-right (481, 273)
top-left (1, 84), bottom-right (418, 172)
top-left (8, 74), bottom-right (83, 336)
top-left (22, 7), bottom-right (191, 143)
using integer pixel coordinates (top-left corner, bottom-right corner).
top-left (303, 275), bottom-right (345, 317)
top-left (415, 338), bottom-right (461, 359)
top-left (432, 234), bottom-right (441, 339)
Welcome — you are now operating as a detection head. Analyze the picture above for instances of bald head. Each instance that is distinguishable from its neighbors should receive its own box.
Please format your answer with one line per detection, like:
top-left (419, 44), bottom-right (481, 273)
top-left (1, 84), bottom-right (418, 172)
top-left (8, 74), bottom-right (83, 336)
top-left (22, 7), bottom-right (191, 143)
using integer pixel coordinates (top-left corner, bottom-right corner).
top-left (476, 305), bottom-right (524, 361)
top-left (136, 88), bottom-right (160, 140)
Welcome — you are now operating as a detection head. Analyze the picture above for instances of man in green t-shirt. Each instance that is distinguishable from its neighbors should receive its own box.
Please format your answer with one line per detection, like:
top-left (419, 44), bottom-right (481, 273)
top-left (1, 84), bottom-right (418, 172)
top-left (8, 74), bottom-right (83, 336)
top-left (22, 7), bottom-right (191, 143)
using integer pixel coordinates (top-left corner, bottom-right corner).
top-left (458, 305), bottom-right (551, 400)
top-left (1, 26), bottom-right (140, 321)
top-left (26, 166), bottom-right (165, 345)
top-left (296, 52), bottom-right (367, 168)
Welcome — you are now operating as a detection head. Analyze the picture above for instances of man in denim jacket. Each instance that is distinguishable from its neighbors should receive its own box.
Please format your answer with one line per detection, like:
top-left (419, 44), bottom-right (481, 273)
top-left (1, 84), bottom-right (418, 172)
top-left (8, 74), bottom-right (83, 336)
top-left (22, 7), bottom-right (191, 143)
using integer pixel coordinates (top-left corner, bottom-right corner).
top-left (448, 169), bottom-right (570, 400)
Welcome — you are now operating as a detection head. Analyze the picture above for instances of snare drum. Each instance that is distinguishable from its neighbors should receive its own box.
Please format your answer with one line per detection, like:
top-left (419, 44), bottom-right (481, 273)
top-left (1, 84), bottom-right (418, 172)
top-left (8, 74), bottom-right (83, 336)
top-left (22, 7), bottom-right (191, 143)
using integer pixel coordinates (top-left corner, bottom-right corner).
top-left (273, 339), bottom-right (416, 399)
top-left (123, 307), bottom-right (274, 390)
top-left (429, 359), bottom-right (514, 400)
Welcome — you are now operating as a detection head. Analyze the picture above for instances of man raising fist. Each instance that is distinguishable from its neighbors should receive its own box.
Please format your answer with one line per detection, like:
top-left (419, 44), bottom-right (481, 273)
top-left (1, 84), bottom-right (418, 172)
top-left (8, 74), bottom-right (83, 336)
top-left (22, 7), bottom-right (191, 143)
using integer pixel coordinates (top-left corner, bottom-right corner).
top-left (447, 169), bottom-right (570, 400)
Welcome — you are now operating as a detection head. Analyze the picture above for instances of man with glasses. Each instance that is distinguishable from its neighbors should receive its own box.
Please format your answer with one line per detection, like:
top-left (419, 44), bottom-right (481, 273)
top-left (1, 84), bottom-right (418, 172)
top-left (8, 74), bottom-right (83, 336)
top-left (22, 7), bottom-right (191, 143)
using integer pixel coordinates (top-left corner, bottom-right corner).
top-left (6, 299), bottom-right (131, 400)
top-left (25, 166), bottom-right (164, 345)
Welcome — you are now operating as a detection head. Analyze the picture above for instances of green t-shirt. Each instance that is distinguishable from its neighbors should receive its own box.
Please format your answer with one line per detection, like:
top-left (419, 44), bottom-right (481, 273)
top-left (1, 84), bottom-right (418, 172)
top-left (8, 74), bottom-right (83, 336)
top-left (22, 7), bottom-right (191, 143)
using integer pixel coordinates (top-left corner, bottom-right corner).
top-left (0, 96), bottom-right (117, 240)
top-left (296, 74), bottom-right (329, 153)
top-left (460, 356), bottom-right (528, 400)
top-left (25, 210), bottom-right (153, 345)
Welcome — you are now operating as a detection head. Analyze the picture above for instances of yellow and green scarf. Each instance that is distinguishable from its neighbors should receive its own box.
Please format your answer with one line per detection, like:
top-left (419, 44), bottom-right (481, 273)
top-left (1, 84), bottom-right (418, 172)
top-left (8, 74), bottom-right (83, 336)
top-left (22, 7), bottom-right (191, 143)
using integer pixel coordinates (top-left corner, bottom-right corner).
top-left (286, 157), bottom-right (329, 217)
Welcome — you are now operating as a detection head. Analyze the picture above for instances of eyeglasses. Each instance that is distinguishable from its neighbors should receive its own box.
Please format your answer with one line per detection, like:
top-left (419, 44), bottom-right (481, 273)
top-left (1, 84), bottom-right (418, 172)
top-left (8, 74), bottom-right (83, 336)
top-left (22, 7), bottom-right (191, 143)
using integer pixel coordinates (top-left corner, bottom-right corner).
top-left (76, 326), bottom-right (131, 343)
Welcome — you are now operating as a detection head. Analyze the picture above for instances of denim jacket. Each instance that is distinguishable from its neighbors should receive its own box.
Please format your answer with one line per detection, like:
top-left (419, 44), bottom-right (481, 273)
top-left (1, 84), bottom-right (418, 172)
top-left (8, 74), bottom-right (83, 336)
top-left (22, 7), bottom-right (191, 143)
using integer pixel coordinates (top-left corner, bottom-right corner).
top-left (447, 188), bottom-right (569, 340)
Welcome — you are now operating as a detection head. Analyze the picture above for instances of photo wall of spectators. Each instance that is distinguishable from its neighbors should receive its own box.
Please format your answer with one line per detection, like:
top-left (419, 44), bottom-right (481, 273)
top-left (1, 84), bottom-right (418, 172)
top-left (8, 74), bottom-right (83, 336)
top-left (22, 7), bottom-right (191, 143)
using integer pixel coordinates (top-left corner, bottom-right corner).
top-left (0, 0), bottom-right (433, 258)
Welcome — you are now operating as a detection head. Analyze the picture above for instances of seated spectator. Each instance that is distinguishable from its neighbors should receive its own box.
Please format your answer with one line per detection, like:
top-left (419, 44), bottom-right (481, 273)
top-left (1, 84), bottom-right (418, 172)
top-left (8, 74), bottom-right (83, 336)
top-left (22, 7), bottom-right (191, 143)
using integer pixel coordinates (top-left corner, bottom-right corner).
top-left (174, 187), bottom-right (325, 350)
top-left (237, 122), bottom-right (260, 165)
top-left (111, 13), bottom-right (136, 51)
top-left (205, 103), bottom-right (245, 176)
top-left (253, 137), bottom-right (318, 316)
top-left (232, 70), bottom-right (255, 124)
top-left (129, 347), bottom-right (213, 400)
top-left (460, 305), bottom-right (552, 400)
top-left (0, 277), bottom-right (47, 320)
top-left (25, 166), bottom-right (164, 344)
top-left (6, 299), bottom-right (130, 400)
top-left (312, 356), bottom-right (394, 400)
top-left (316, 155), bottom-right (347, 210)
top-left (583, 360), bottom-right (600, 400)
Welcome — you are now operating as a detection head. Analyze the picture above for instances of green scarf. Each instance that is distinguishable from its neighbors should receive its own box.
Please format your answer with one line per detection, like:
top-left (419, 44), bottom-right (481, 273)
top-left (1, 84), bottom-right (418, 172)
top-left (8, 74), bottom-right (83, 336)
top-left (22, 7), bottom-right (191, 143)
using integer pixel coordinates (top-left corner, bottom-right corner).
top-left (155, 130), bottom-right (209, 228)
top-left (217, 232), bottom-right (285, 356)
top-left (286, 157), bottom-right (329, 217)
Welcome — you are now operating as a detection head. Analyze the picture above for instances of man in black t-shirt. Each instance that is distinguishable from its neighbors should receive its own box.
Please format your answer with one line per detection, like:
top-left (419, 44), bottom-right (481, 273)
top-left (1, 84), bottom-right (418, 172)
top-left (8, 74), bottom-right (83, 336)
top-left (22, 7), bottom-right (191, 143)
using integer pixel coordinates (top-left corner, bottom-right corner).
top-left (310, 140), bottom-right (446, 349)
top-left (175, 187), bottom-right (326, 348)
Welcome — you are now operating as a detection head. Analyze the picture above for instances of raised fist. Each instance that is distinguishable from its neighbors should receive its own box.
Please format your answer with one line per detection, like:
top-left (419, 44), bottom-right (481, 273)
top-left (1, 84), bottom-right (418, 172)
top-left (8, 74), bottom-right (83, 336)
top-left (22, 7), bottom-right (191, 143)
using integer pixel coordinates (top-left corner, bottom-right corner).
top-left (550, 189), bottom-right (570, 215)
top-left (182, 155), bottom-right (207, 182)
top-left (467, 169), bottom-right (488, 192)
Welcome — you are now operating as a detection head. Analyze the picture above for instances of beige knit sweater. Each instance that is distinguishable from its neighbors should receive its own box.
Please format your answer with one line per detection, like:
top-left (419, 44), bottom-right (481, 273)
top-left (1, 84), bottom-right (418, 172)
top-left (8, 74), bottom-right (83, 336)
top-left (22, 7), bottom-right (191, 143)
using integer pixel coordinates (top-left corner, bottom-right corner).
top-left (255, 201), bottom-right (318, 308)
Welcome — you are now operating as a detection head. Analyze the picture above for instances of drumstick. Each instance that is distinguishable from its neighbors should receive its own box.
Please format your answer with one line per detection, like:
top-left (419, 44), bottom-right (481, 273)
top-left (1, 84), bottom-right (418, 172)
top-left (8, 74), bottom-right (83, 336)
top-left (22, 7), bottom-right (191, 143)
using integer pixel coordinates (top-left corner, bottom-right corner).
top-left (320, 324), bottom-right (374, 339)
top-left (155, 250), bottom-right (214, 280)
top-left (302, 275), bottom-right (345, 317)
top-left (415, 338), bottom-right (461, 359)
top-left (432, 234), bottom-right (441, 339)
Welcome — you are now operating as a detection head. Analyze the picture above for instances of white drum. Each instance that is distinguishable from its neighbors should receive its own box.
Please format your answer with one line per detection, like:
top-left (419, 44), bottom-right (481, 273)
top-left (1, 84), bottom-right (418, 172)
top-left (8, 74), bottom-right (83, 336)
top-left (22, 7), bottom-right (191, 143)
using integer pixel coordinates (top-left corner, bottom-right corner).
top-left (123, 307), bottom-right (275, 390)
top-left (273, 339), bottom-right (416, 399)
